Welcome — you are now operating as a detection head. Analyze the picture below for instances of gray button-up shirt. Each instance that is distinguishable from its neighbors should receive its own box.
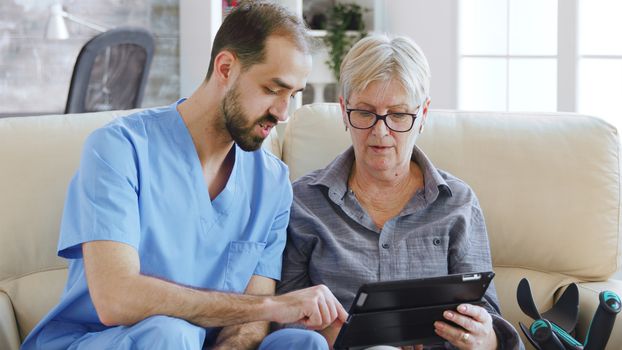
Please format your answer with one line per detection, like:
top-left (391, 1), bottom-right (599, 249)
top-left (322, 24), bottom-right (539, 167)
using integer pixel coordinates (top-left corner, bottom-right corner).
top-left (277, 146), bottom-right (523, 349)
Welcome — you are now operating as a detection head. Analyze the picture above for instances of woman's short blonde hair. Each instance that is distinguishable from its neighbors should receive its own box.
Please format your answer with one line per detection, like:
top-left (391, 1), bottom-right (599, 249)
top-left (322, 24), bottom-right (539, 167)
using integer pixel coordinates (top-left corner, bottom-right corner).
top-left (339, 34), bottom-right (430, 106)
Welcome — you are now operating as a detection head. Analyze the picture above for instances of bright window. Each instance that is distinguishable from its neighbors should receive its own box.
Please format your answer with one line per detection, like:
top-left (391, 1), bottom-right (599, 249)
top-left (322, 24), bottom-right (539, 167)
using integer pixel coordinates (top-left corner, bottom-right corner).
top-left (577, 0), bottom-right (622, 124)
top-left (579, 0), bottom-right (622, 55)
top-left (459, 0), bottom-right (622, 129)
top-left (458, 0), bottom-right (558, 112)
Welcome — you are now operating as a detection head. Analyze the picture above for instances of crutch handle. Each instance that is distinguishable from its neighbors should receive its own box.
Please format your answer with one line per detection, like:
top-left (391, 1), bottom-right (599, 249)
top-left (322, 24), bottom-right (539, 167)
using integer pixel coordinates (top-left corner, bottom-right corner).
top-left (531, 319), bottom-right (567, 350)
top-left (584, 291), bottom-right (621, 350)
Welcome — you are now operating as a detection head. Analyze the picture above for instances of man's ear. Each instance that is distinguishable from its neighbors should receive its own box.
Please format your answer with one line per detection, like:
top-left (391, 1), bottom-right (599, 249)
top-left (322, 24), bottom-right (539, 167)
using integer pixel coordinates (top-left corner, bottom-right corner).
top-left (212, 50), bottom-right (237, 83)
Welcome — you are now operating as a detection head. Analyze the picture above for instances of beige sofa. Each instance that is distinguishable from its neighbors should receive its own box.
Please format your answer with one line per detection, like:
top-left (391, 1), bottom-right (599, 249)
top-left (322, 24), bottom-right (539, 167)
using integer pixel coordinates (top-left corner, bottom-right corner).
top-left (1, 103), bottom-right (621, 349)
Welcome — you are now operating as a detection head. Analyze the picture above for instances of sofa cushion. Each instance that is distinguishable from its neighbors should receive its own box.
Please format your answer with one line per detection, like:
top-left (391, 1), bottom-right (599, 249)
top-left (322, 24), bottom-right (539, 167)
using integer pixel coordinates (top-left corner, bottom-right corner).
top-left (3, 269), bottom-right (67, 340)
top-left (0, 291), bottom-right (19, 350)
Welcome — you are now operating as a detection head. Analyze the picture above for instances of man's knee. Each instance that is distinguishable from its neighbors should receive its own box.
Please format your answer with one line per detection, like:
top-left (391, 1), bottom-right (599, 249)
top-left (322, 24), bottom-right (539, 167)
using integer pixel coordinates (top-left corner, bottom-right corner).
top-left (259, 328), bottom-right (329, 350)
top-left (131, 315), bottom-right (205, 349)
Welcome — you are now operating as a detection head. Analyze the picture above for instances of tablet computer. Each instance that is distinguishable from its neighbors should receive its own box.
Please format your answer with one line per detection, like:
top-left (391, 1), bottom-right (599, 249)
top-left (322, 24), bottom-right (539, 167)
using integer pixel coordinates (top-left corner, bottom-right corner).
top-left (333, 271), bottom-right (495, 350)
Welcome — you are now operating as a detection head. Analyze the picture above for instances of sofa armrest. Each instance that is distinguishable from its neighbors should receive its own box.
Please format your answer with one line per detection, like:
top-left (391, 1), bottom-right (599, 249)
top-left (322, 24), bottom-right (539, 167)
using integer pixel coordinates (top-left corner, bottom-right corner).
top-left (576, 280), bottom-right (622, 350)
top-left (0, 290), bottom-right (20, 350)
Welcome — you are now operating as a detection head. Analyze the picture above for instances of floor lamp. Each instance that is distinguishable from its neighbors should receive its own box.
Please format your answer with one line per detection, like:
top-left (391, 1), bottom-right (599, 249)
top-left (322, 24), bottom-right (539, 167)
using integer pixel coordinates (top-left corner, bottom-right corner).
top-left (45, 3), bottom-right (108, 40)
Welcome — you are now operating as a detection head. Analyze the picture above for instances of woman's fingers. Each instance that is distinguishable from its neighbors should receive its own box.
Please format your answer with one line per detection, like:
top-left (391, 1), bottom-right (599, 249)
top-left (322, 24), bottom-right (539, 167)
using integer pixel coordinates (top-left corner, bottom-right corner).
top-left (457, 304), bottom-right (492, 324)
top-left (433, 304), bottom-right (497, 349)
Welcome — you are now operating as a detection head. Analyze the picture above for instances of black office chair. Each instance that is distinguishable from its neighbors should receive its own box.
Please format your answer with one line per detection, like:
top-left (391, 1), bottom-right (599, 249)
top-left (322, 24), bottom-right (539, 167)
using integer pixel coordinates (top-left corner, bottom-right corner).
top-left (65, 27), bottom-right (155, 113)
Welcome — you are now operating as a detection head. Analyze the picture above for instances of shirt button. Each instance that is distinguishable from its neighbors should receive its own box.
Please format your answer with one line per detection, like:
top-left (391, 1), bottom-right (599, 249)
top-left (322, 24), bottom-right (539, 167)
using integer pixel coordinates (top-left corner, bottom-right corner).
top-left (381, 243), bottom-right (390, 249)
top-left (433, 238), bottom-right (441, 246)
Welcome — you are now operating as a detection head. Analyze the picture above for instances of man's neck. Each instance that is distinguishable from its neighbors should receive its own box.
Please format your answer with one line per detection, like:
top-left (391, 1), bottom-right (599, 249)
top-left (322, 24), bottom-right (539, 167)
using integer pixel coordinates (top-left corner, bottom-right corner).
top-left (177, 82), bottom-right (234, 170)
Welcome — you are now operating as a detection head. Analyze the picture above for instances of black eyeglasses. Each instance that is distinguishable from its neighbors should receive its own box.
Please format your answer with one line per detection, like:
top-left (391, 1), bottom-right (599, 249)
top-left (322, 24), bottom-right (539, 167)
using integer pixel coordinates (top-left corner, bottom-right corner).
top-left (345, 106), bottom-right (420, 132)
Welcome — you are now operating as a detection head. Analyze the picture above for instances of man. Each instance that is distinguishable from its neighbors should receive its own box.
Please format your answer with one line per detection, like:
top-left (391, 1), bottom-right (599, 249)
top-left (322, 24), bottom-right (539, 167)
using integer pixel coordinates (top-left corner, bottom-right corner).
top-left (21, 2), bottom-right (346, 349)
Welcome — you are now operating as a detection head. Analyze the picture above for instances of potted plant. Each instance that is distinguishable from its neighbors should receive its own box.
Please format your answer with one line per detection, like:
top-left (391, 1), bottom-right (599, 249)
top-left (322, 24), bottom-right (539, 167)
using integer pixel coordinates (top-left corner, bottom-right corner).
top-left (323, 3), bottom-right (368, 80)
top-left (222, 0), bottom-right (238, 17)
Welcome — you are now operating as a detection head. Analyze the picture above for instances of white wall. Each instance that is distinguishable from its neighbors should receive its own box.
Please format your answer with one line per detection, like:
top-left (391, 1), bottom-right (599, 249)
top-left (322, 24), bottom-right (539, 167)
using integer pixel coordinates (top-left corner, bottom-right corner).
top-left (179, 0), bottom-right (472, 109)
top-left (385, 0), bottom-right (458, 109)
top-left (179, 0), bottom-right (219, 97)
top-left (179, 0), bottom-right (302, 112)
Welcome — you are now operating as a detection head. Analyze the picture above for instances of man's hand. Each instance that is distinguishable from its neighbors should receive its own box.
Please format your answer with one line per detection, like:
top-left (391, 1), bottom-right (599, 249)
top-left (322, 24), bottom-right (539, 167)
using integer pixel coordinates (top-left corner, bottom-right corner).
top-left (267, 284), bottom-right (348, 329)
top-left (213, 275), bottom-right (275, 350)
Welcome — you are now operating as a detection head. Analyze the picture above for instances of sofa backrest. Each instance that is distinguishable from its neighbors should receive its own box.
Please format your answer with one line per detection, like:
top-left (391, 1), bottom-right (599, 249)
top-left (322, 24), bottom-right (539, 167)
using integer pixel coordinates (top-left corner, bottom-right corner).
top-left (282, 103), bottom-right (622, 329)
top-left (0, 109), bottom-right (280, 343)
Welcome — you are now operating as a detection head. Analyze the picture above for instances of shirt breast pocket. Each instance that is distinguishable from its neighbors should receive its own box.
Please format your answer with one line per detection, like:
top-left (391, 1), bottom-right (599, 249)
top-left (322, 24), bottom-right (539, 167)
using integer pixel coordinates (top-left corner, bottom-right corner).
top-left (405, 234), bottom-right (449, 276)
top-left (224, 240), bottom-right (266, 292)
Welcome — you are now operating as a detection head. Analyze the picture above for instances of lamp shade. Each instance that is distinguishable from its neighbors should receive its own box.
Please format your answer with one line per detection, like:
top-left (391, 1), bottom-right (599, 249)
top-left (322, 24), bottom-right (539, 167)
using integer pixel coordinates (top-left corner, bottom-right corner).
top-left (45, 3), bottom-right (69, 40)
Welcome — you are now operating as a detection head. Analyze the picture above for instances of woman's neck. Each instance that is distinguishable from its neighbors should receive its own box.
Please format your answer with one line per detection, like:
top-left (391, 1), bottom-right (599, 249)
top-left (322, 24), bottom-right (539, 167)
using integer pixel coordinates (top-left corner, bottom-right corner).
top-left (348, 161), bottom-right (424, 228)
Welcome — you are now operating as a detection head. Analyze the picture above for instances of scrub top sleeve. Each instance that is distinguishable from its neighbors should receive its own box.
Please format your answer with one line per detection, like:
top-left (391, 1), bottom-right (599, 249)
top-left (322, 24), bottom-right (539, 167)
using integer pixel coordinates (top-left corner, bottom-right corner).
top-left (57, 126), bottom-right (141, 259)
top-left (253, 179), bottom-right (293, 281)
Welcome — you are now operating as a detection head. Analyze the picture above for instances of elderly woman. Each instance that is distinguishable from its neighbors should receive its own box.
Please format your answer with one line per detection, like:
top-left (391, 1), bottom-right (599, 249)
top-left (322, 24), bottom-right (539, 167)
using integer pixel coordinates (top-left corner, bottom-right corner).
top-left (276, 35), bottom-right (523, 350)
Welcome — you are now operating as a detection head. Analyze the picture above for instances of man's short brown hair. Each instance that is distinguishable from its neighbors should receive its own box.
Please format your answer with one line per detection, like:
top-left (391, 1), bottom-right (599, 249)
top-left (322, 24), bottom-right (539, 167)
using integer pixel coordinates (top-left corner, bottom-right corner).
top-left (205, 0), bottom-right (311, 80)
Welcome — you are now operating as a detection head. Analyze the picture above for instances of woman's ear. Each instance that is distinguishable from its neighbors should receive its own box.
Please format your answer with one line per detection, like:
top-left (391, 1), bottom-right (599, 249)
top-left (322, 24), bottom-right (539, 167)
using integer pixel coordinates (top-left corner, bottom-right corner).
top-left (419, 98), bottom-right (431, 134)
top-left (423, 97), bottom-right (431, 115)
top-left (339, 96), bottom-right (348, 131)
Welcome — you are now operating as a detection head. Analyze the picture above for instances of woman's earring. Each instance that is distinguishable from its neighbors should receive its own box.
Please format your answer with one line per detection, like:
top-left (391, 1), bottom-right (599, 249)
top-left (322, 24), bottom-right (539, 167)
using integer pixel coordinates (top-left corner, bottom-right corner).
top-left (345, 124), bottom-right (349, 131)
top-left (419, 124), bottom-right (425, 134)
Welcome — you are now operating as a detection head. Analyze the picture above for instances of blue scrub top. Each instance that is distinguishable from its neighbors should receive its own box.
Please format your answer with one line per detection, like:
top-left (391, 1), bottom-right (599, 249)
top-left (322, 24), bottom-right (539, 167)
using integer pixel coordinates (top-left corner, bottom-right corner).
top-left (22, 100), bottom-right (292, 349)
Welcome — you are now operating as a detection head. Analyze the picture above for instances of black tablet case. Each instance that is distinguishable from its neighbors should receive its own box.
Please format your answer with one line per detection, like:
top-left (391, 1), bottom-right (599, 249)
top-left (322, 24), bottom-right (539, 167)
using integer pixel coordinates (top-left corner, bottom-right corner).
top-left (333, 271), bottom-right (495, 350)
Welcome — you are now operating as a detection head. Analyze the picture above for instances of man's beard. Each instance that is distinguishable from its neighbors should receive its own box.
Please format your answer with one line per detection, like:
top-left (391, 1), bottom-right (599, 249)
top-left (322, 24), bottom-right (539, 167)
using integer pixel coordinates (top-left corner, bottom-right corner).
top-left (220, 85), bottom-right (278, 152)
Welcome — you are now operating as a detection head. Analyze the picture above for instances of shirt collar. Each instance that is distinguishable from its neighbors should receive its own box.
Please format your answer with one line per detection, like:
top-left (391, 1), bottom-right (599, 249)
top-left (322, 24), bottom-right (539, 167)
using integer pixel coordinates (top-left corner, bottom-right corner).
top-left (309, 145), bottom-right (452, 206)
top-left (411, 145), bottom-right (453, 202)
top-left (309, 147), bottom-right (354, 205)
